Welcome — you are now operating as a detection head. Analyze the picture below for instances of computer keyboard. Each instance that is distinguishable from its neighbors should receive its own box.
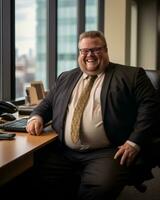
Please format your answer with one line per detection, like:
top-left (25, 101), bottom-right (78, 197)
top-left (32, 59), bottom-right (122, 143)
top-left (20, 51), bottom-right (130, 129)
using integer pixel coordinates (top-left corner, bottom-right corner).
top-left (0, 117), bottom-right (52, 132)
top-left (0, 117), bottom-right (29, 132)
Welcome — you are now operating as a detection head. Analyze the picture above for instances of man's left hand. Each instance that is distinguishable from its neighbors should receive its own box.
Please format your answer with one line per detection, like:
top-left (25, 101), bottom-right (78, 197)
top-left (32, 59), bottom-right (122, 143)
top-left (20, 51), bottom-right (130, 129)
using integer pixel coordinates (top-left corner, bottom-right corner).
top-left (114, 142), bottom-right (139, 166)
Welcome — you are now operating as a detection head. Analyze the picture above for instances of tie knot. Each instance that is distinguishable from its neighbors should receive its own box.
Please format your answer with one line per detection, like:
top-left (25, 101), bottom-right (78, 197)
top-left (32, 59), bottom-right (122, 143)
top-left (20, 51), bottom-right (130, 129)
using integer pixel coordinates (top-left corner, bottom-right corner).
top-left (88, 75), bottom-right (97, 81)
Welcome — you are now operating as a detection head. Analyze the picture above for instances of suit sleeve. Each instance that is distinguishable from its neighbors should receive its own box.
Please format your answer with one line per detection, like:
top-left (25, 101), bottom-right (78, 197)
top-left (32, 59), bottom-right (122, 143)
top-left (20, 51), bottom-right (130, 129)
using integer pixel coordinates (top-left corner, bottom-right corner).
top-left (29, 72), bottom-right (65, 124)
top-left (128, 68), bottom-right (159, 147)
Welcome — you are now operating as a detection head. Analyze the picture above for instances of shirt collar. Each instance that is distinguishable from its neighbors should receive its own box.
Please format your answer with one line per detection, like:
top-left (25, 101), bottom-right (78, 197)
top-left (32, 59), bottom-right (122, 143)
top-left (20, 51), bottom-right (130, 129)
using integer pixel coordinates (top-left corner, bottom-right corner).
top-left (82, 72), bottom-right (104, 80)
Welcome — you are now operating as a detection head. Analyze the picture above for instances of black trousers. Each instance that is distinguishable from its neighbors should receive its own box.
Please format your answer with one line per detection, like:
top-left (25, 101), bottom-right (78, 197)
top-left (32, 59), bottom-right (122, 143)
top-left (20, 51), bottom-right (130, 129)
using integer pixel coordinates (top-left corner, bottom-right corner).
top-left (32, 141), bottom-right (130, 200)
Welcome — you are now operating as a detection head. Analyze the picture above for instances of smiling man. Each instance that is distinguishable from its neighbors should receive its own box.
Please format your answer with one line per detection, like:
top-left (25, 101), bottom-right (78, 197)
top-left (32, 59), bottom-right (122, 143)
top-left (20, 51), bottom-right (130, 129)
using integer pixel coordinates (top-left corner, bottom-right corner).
top-left (78, 31), bottom-right (109, 75)
top-left (26, 31), bottom-right (158, 200)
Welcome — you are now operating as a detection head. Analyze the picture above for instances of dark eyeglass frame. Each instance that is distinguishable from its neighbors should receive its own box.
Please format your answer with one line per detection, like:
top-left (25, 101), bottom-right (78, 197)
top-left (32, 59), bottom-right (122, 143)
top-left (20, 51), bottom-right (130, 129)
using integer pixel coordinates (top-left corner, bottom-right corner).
top-left (79, 46), bottom-right (106, 55)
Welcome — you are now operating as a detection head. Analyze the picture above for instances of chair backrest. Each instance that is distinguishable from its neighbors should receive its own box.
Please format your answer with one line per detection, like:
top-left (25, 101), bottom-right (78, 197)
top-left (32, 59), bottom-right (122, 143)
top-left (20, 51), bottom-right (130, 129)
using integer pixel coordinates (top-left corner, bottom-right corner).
top-left (145, 69), bottom-right (160, 90)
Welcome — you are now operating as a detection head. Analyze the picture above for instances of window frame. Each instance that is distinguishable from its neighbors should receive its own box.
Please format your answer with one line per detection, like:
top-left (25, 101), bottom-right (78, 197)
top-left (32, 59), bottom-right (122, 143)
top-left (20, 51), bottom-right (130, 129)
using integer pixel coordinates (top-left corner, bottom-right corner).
top-left (0, 0), bottom-right (15, 101)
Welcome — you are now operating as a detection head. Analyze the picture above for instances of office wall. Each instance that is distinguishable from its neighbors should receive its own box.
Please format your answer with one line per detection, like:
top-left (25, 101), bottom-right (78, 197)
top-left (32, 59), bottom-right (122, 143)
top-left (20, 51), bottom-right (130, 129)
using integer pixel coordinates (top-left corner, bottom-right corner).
top-left (137, 0), bottom-right (157, 69)
top-left (104, 0), bottom-right (131, 65)
top-left (104, 0), bottom-right (158, 69)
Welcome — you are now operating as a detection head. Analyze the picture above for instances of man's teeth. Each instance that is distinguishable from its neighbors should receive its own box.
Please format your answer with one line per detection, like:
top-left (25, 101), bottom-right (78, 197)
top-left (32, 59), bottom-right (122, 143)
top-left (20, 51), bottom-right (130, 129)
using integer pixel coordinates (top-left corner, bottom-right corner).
top-left (87, 60), bottom-right (95, 62)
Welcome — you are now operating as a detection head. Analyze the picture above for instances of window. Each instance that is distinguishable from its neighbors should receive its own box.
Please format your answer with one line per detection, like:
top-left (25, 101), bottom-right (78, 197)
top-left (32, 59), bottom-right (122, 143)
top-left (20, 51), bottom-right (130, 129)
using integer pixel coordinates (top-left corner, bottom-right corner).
top-left (0, 0), bottom-right (104, 101)
top-left (85, 0), bottom-right (98, 30)
top-left (57, 0), bottom-right (78, 75)
top-left (15, 0), bottom-right (47, 99)
top-left (57, 0), bottom-right (101, 76)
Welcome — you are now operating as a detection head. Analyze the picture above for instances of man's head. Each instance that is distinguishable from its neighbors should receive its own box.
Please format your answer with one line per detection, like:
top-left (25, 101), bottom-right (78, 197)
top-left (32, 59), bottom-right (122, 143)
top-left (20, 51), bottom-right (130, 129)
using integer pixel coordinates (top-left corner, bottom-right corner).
top-left (78, 30), bottom-right (109, 75)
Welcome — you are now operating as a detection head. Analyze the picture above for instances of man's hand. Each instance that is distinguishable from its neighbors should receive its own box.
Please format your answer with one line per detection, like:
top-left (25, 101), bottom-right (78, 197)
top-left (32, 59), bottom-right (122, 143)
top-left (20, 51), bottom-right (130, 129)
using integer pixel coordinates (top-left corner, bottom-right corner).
top-left (114, 142), bottom-right (140, 166)
top-left (26, 116), bottom-right (43, 136)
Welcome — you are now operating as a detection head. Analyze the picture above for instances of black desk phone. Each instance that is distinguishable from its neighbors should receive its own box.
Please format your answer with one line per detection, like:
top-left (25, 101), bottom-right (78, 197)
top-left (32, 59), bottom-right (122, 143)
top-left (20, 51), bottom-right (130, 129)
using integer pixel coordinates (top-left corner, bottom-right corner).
top-left (0, 100), bottom-right (17, 115)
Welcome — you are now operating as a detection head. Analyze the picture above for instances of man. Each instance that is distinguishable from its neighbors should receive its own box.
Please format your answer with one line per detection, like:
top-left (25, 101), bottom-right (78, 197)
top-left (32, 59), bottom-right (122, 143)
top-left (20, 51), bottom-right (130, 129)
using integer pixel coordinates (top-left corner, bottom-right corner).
top-left (26, 31), bottom-right (158, 200)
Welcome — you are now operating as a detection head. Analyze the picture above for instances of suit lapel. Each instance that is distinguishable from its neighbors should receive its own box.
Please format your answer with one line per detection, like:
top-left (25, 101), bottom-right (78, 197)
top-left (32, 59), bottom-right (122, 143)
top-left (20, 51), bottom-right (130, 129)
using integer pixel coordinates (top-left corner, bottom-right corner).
top-left (61, 69), bottom-right (82, 121)
top-left (101, 63), bottom-right (116, 119)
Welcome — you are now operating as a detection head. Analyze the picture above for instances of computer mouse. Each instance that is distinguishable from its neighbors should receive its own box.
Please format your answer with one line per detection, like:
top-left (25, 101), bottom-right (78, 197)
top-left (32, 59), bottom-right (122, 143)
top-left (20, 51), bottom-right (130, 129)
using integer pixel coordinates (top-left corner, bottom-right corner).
top-left (0, 113), bottom-right (16, 121)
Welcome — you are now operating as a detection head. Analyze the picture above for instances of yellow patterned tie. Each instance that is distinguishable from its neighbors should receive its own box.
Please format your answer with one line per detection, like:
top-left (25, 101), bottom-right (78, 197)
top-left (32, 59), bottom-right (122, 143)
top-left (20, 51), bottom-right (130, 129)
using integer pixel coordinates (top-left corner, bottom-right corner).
top-left (71, 75), bottom-right (97, 143)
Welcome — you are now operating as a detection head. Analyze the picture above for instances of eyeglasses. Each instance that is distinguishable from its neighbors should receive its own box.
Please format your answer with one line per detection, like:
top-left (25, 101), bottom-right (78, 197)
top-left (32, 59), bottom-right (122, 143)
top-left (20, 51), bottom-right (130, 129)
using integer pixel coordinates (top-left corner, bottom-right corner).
top-left (79, 46), bottom-right (106, 56)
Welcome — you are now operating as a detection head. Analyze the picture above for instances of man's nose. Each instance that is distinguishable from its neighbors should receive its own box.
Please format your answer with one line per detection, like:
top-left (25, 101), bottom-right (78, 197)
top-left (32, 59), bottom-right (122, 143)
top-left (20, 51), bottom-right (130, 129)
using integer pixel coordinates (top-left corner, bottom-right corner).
top-left (87, 50), bottom-right (94, 55)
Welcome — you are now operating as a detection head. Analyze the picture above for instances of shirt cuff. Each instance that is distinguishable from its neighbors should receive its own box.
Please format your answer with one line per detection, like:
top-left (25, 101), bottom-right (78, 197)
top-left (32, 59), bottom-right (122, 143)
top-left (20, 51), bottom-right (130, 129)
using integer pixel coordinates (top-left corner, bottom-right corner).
top-left (126, 140), bottom-right (140, 152)
top-left (27, 115), bottom-right (43, 124)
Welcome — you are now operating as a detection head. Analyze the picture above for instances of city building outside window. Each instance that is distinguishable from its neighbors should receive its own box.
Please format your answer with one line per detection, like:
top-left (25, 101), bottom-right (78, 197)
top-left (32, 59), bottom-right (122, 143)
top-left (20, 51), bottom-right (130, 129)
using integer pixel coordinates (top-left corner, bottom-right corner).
top-left (15, 0), bottom-right (47, 99)
top-left (57, 0), bottom-right (99, 76)
top-left (15, 0), bottom-right (101, 99)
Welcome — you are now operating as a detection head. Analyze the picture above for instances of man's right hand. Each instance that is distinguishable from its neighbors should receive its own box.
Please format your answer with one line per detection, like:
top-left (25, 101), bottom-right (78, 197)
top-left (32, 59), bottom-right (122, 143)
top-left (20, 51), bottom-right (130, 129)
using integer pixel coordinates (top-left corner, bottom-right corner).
top-left (26, 116), bottom-right (43, 135)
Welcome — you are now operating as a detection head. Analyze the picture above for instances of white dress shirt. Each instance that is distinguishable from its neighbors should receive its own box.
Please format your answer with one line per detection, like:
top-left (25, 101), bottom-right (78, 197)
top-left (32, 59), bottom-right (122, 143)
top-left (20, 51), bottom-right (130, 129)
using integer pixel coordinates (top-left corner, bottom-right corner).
top-left (64, 73), bottom-right (111, 151)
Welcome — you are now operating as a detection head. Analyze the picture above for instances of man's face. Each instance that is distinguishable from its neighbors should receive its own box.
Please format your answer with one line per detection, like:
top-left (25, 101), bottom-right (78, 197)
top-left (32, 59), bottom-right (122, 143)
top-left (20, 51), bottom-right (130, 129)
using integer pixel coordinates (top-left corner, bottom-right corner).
top-left (78, 37), bottom-right (109, 75)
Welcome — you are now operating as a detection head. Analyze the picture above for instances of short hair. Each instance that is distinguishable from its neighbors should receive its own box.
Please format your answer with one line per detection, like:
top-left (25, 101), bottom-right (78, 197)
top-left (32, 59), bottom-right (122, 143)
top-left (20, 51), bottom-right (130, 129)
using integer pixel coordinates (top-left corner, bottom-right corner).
top-left (79, 30), bottom-right (107, 47)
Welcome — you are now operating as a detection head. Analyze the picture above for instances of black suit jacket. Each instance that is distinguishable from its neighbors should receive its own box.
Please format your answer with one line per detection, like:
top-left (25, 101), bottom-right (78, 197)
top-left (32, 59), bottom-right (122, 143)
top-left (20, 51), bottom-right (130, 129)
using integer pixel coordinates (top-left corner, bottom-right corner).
top-left (31, 62), bottom-right (158, 149)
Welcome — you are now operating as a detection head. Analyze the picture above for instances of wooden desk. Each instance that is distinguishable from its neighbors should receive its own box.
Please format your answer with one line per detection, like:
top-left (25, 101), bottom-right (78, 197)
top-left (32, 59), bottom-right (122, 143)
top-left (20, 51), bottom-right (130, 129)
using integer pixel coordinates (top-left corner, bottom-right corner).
top-left (0, 129), bottom-right (57, 186)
